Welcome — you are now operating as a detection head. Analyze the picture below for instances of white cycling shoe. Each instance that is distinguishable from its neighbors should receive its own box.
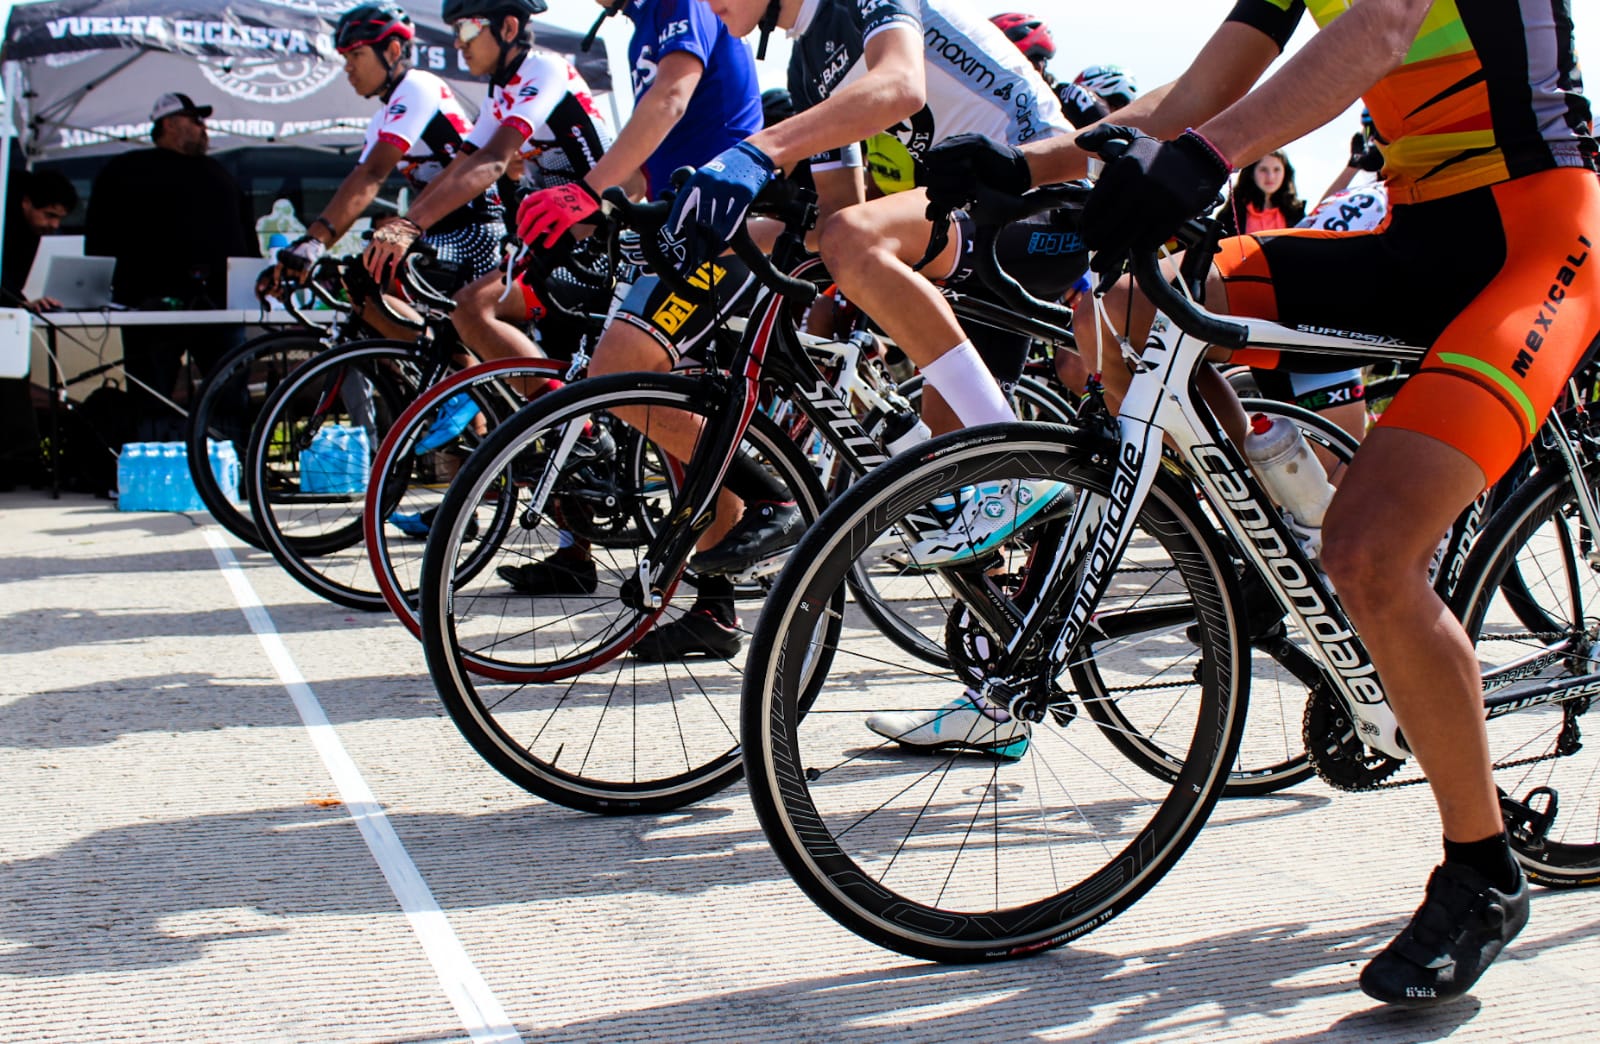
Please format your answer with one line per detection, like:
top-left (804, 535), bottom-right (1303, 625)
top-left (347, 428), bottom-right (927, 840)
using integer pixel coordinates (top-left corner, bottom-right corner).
top-left (896, 479), bottom-right (1073, 568)
top-left (865, 689), bottom-right (1031, 759)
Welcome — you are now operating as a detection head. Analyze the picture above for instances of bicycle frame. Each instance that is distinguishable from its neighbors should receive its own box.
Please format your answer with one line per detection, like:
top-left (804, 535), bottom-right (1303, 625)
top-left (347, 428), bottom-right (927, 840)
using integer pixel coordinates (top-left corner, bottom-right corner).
top-left (988, 273), bottom-right (1600, 762)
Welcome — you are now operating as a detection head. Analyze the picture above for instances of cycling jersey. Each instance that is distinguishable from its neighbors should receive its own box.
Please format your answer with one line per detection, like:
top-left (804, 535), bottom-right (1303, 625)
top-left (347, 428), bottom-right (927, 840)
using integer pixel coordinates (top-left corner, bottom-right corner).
top-left (465, 48), bottom-right (614, 190)
top-left (625, 0), bottom-right (762, 198)
top-left (786, 0), bottom-right (1071, 172)
top-left (1226, 0), bottom-right (1597, 204)
top-left (362, 68), bottom-right (502, 233)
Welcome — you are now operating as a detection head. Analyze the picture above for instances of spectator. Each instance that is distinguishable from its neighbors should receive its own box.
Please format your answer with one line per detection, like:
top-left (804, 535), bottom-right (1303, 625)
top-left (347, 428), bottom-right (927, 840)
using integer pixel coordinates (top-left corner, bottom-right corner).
top-left (0, 167), bottom-right (80, 490)
top-left (84, 93), bottom-right (259, 439)
top-left (2, 167), bottom-right (78, 312)
top-left (1217, 148), bottom-right (1306, 236)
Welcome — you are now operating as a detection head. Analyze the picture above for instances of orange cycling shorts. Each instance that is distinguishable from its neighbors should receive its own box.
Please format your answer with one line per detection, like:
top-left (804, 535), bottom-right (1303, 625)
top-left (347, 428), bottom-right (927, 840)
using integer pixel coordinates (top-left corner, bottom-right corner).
top-left (1217, 167), bottom-right (1600, 485)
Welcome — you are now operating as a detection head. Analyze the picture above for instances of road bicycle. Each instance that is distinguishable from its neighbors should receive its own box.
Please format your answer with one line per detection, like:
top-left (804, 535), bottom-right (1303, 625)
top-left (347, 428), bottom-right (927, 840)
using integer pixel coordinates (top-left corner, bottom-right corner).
top-left (739, 182), bottom-right (1600, 962)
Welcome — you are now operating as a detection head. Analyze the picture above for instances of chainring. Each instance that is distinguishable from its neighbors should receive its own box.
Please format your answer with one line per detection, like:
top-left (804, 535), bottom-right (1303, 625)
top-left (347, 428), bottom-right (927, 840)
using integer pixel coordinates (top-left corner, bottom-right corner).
top-left (1302, 687), bottom-right (1404, 791)
top-left (943, 599), bottom-right (1076, 727)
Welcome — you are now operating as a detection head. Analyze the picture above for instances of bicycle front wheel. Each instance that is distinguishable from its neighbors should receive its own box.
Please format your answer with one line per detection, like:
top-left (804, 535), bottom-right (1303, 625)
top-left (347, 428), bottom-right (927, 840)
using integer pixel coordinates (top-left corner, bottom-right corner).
top-left (418, 372), bottom-right (843, 813)
top-left (186, 329), bottom-right (325, 548)
top-left (246, 338), bottom-right (455, 610)
top-left (742, 423), bottom-right (1246, 961)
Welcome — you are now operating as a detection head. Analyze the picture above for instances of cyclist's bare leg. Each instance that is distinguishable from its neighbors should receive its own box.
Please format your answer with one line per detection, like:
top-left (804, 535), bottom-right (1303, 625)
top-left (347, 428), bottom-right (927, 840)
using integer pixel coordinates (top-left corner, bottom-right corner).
top-left (1071, 262), bottom-right (1251, 446)
top-left (355, 293), bottom-right (425, 342)
top-left (1320, 430), bottom-right (1503, 842)
top-left (451, 270), bottom-right (553, 399)
top-left (587, 322), bottom-right (739, 550)
top-left (818, 190), bottom-right (1000, 435)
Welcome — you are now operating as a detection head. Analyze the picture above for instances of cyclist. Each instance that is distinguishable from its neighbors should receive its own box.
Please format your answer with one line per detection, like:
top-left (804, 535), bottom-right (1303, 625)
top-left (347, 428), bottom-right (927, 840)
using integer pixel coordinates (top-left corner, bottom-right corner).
top-left (494, 0), bottom-right (764, 660)
top-left (658, 0), bottom-right (1086, 576)
top-left (990, 13), bottom-right (1110, 129)
top-left (362, 0), bottom-right (612, 374)
top-left (268, 3), bottom-right (506, 340)
top-left (920, 0), bottom-right (1598, 1008)
top-left (1073, 63), bottom-right (1138, 112)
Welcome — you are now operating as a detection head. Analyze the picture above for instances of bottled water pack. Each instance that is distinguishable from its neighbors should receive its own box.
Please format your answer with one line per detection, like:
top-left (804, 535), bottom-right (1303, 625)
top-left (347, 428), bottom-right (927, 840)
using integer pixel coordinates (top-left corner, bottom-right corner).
top-left (117, 441), bottom-right (242, 512)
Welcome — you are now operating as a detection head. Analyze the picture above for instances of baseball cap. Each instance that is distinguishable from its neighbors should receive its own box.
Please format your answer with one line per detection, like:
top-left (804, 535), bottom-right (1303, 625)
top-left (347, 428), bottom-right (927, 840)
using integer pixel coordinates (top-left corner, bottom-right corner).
top-left (151, 92), bottom-right (214, 123)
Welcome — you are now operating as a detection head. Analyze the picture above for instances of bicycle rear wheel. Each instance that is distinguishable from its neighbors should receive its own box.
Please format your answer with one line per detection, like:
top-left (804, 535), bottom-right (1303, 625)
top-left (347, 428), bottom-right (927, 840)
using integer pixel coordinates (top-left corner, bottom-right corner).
top-left (1453, 465), bottom-right (1600, 887)
top-left (246, 338), bottom-right (456, 610)
top-left (186, 329), bottom-right (325, 548)
top-left (741, 423), bottom-right (1245, 961)
top-left (418, 372), bottom-right (843, 813)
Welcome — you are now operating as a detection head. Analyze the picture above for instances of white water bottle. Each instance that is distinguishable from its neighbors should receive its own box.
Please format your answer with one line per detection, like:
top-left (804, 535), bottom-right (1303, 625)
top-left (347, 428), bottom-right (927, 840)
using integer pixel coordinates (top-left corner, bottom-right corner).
top-left (1243, 413), bottom-right (1336, 556)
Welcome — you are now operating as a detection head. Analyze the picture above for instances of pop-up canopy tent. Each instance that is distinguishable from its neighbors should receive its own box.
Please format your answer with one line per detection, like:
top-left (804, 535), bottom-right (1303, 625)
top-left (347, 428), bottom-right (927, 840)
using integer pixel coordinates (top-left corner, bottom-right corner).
top-left (0, 0), bottom-right (611, 161)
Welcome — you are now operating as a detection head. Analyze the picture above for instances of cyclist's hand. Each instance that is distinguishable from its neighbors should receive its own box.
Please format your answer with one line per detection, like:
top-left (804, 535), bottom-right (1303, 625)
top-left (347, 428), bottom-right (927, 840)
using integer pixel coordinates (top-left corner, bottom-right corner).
top-left (1077, 125), bottom-right (1232, 272)
top-left (364, 217), bottom-right (420, 287)
top-left (1350, 133), bottom-right (1385, 173)
top-left (659, 141), bottom-right (774, 275)
top-left (920, 132), bottom-right (1031, 215)
top-left (517, 182), bottom-right (601, 248)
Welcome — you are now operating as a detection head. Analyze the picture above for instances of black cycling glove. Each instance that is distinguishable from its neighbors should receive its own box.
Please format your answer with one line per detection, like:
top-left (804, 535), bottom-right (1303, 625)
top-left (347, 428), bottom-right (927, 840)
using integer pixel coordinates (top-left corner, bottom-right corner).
top-left (1349, 132), bottom-right (1385, 173)
top-left (920, 132), bottom-right (1032, 216)
top-left (1077, 125), bottom-right (1232, 272)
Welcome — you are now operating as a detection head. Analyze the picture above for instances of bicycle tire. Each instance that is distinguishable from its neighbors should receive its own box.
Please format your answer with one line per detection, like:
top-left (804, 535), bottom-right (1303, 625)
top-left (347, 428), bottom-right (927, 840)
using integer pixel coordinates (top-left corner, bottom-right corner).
top-left (246, 338), bottom-right (455, 611)
top-left (741, 423), bottom-right (1247, 961)
top-left (185, 328), bottom-right (326, 548)
top-left (1451, 464), bottom-right (1600, 887)
top-left (417, 372), bottom-right (845, 813)
top-left (365, 357), bottom-right (567, 635)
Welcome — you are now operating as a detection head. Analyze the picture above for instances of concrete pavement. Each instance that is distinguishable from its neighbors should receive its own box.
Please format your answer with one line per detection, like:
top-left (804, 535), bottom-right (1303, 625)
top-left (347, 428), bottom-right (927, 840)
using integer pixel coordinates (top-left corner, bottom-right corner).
top-left (2, 489), bottom-right (1597, 1042)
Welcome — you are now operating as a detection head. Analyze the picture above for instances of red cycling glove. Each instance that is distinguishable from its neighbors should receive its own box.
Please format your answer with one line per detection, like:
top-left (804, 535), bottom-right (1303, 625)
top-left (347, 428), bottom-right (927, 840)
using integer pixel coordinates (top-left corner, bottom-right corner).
top-left (517, 181), bottom-right (601, 247)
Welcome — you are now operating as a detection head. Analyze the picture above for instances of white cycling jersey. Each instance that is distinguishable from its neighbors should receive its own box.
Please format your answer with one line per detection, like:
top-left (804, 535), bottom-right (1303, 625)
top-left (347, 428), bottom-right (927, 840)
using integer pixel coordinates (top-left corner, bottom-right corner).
top-left (787, 0), bottom-right (1071, 172)
top-left (464, 47), bottom-right (613, 190)
top-left (361, 68), bottom-right (499, 230)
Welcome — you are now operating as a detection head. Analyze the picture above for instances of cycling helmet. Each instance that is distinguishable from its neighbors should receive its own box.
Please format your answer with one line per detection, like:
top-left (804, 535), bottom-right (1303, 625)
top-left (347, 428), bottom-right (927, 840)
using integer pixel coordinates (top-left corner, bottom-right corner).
top-left (1074, 64), bottom-right (1138, 110)
top-left (761, 88), bottom-right (794, 128)
top-left (989, 13), bottom-right (1054, 66)
top-left (441, 0), bottom-right (548, 24)
top-left (335, 3), bottom-right (415, 54)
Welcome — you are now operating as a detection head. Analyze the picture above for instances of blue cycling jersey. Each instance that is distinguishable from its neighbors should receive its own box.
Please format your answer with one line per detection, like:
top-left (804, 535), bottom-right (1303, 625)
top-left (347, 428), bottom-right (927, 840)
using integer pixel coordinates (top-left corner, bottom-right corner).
top-left (625, 0), bottom-right (763, 198)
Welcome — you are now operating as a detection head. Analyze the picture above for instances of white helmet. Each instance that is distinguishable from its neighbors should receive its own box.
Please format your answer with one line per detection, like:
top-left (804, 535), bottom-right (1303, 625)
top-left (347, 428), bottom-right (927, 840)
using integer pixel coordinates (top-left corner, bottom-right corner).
top-left (1074, 64), bottom-right (1138, 110)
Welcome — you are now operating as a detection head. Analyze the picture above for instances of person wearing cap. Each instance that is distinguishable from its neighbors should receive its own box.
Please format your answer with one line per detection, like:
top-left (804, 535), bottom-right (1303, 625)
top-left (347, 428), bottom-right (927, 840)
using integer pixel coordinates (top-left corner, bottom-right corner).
top-left (84, 92), bottom-right (258, 438)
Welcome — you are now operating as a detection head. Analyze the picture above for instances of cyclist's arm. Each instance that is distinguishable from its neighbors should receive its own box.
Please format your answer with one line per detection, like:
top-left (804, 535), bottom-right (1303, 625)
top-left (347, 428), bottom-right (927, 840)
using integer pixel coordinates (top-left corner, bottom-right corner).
top-left (746, 26), bottom-right (924, 175)
top-left (1197, 0), bottom-right (1432, 167)
top-left (583, 50), bottom-right (703, 196)
top-left (1018, 20), bottom-right (1282, 184)
top-left (402, 124), bottom-right (525, 232)
top-left (311, 141), bottom-right (405, 245)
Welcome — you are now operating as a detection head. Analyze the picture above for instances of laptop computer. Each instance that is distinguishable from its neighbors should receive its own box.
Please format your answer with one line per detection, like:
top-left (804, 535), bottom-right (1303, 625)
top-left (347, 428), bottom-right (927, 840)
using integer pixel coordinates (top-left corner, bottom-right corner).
top-left (227, 256), bottom-right (279, 311)
top-left (41, 255), bottom-right (116, 310)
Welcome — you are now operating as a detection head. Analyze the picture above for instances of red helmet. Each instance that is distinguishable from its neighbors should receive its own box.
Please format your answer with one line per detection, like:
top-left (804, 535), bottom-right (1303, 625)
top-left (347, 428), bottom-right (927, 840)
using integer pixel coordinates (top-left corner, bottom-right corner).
top-left (990, 13), bottom-right (1054, 65)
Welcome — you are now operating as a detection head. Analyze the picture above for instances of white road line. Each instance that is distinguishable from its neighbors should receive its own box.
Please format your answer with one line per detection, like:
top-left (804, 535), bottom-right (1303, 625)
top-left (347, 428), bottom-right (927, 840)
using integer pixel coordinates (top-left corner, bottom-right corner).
top-left (204, 530), bottom-right (521, 1044)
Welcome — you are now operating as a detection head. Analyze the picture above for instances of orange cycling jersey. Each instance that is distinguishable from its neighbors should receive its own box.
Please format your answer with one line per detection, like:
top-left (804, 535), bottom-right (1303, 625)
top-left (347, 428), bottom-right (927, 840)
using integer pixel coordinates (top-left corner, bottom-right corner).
top-left (1228, 1), bottom-right (1596, 204)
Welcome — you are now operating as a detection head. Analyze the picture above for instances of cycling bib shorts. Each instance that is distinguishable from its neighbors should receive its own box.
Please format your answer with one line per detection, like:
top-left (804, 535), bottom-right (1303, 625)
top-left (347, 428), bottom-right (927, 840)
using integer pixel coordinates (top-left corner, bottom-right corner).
top-left (1218, 167), bottom-right (1600, 484)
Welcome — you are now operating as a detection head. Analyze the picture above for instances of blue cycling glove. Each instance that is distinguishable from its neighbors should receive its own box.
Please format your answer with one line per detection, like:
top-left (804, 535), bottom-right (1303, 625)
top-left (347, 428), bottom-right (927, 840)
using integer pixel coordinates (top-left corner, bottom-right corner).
top-left (659, 141), bottom-right (775, 276)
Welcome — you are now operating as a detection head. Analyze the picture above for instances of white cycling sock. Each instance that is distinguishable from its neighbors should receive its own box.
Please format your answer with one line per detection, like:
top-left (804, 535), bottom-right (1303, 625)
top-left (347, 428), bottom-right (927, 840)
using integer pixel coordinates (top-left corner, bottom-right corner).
top-left (920, 340), bottom-right (1014, 427)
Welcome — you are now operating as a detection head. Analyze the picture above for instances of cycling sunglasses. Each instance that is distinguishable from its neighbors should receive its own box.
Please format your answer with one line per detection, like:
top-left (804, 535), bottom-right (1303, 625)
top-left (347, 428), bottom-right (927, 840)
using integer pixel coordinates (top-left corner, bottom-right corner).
top-left (452, 17), bottom-right (493, 45)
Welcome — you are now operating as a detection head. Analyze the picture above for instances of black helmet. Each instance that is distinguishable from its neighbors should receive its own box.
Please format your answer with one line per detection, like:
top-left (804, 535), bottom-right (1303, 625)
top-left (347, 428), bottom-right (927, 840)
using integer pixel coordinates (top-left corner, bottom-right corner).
top-left (441, 0), bottom-right (547, 23)
top-left (335, 3), bottom-right (415, 54)
top-left (760, 87), bottom-right (794, 128)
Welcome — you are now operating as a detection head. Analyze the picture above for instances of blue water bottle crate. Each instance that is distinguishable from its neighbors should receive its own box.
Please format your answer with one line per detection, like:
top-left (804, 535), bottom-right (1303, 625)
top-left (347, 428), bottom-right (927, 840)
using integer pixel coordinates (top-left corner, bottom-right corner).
top-left (117, 441), bottom-right (238, 512)
top-left (298, 424), bottom-right (371, 495)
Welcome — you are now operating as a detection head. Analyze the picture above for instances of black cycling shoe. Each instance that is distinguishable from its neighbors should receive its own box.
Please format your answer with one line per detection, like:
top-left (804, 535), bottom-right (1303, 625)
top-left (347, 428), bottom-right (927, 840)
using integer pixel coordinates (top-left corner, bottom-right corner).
top-left (688, 501), bottom-right (803, 576)
top-left (1359, 862), bottom-right (1529, 1007)
top-left (496, 554), bottom-right (599, 596)
top-left (631, 609), bottom-right (742, 661)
